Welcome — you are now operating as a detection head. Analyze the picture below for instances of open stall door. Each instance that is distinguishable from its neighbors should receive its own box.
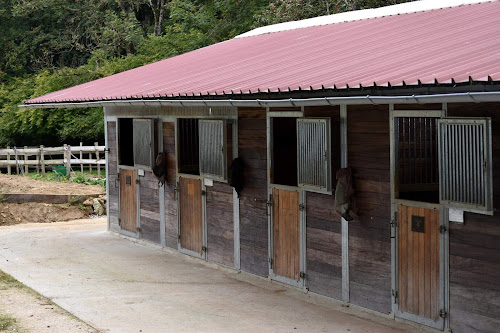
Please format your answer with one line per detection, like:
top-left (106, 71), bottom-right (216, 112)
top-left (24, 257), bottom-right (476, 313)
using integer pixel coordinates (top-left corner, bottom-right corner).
top-left (397, 204), bottom-right (442, 327)
top-left (119, 169), bottom-right (137, 234)
top-left (272, 188), bottom-right (301, 282)
top-left (178, 177), bottom-right (203, 256)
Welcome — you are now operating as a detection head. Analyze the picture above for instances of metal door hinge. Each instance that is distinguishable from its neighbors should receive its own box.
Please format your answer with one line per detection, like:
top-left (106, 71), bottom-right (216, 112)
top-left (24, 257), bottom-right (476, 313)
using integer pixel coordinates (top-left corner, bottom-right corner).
top-left (300, 271), bottom-right (306, 279)
top-left (118, 218), bottom-right (121, 226)
top-left (440, 225), bottom-right (447, 234)
top-left (391, 212), bottom-right (398, 228)
top-left (117, 173), bottom-right (120, 179)
top-left (202, 246), bottom-right (207, 252)
top-left (269, 258), bottom-right (273, 269)
top-left (266, 194), bottom-right (273, 217)
top-left (299, 204), bottom-right (305, 211)
top-left (104, 147), bottom-right (110, 152)
top-left (392, 289), bottom-right (398, 303)
top-left (174, 184), bottom-right (179, 200)
top-left (439, 309), bottom-right (448, 319)
top-left (178, 234), bottom-right (181, 241)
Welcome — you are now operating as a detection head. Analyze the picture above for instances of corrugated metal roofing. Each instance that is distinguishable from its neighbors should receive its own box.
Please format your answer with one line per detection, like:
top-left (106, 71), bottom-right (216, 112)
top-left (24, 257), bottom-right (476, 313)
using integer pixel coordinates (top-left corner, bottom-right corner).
top-left (25, 0), bottom-right (500, 105)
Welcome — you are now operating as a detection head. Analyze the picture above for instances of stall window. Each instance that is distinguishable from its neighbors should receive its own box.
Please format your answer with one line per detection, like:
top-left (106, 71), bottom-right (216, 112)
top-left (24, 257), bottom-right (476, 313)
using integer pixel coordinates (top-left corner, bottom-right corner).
top-left (271, 117), bottom-right (298, 186)
top-left (178, 118), bottom-right (200, 175)
top-left (199, 119), bottom-right (227, 181)
top-left (133, 119), bottom-right (155, 169)
top-left (438, 118), bottom-right (493, 213)
top-left (118, 118), bottom-right (134, 166)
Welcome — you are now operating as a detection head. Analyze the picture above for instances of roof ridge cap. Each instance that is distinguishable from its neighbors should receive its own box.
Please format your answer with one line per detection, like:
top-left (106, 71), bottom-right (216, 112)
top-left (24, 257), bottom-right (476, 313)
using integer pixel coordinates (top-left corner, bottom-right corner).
top-left (235, 0), bottom-right (495, 38)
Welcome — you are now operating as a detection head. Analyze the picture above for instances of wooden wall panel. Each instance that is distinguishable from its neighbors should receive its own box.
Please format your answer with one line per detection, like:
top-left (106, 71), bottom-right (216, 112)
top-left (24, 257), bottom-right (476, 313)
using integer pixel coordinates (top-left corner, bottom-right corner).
top-left (107, 121), bottom-right (120, 232)
top-left (139, 171), bottom-right (160, 244)
top-left (347, 105), bottom-right (392, 314)
top-left (238, 107), bottom-right (269, 277)
top-left (206, 181), bottom-right (234, 267)
top-left (446, 103), bottom-right (500, 333)
top-left (302, 106), bottom-right (343, 299)
top-left (163, 122), bottom-right (178, 249)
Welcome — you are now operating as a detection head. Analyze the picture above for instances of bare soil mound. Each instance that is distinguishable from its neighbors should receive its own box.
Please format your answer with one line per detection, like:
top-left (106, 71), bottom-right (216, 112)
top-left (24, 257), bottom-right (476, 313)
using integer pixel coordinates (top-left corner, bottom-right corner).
top-left (0, 203), bottom-right (87, 226)
top-left (0, 174), bottom-right (104, 195)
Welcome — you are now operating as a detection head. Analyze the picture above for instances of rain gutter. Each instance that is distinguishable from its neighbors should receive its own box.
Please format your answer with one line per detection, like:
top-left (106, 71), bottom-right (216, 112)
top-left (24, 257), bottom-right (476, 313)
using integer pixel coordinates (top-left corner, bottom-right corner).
top-left (19, 92), bottom-right (500, 109)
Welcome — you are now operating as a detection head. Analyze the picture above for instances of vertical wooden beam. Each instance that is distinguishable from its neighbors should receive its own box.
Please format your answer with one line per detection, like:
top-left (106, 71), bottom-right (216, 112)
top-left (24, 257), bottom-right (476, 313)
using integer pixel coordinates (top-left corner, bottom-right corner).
top-left (40, 145), bottom-right (45, 175)
top-left (36, 147), bottom-right (40, 174)
top-left (24, 146), bottom-right (28, 175)
top-left (89, 149), bottom-right (93, 174)
top-left (95, 142), bottom-right (101, 177)
top-left (64, 144), bottom-right (71, 176)
top-left (14, 147), bottom-right (19, 175)
top-left (80, 142), bottom-right (84, 174)
top-left (340, 105), bottom-right (349, 303)
top-left (6, 146), bottom-right (11, 175)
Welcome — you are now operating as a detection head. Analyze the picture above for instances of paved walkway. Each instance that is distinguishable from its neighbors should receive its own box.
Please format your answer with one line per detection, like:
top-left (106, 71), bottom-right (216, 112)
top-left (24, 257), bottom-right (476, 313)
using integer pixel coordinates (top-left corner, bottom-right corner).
top-left (0, 219), bottom-right (425, 333)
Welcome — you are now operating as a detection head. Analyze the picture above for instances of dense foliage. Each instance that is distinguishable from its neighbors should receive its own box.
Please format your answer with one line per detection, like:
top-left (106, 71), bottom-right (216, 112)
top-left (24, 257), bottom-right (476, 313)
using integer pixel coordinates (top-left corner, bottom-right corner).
top-left (0, 0), bottom-right (412, 147)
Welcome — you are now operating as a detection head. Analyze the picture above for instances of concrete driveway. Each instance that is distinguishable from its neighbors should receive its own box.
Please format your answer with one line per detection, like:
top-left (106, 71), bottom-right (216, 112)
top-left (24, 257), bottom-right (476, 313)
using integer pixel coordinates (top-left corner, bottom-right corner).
top-left (0, 219), bottom-right (425, 333)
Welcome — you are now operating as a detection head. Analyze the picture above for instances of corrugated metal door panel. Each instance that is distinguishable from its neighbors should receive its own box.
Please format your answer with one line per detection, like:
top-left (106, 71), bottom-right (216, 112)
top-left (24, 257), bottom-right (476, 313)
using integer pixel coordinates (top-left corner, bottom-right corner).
top-left (297, 118), bottom-right (331, 193)
top-left (438, 118), bottom-right (493, 212)
top-left (133, 119), bottom-right (154, 168)
top-left (199, 119), bottom-right (227, 180)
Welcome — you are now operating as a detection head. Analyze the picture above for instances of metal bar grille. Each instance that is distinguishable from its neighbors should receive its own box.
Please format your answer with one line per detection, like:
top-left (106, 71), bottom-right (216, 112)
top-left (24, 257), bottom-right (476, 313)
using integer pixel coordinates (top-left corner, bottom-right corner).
top-left (199, 119), bottom-right (226, 180)
top-left (397, 117), bottom-right (439, 187)
top-left (133, 119), bottom-right (153, 168)
top-left (438, 118), bottom-right (492, 211)
top-left (297, 118), bottom-right (331, 192)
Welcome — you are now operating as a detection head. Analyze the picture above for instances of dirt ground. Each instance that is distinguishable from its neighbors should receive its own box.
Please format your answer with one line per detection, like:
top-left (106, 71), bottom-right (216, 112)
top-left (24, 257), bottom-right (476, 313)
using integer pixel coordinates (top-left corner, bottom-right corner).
top-left (0, 203), bottom-right (87, 226)
top-left (0, 174), bottom-right (103, 195)
top-left (0, 270), bottom-right (98, 333)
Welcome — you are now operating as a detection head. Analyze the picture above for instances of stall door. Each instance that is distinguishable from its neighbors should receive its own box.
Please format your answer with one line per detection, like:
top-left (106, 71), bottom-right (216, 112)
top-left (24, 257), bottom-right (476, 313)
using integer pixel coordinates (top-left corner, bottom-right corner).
top-left (119, 169), bottom-right (137, 234)
top-left (179, 177), bottom-right (203, 255)
top-left (272, 188), bottom-right (300, 281)
top-left (398, 205), bottom-right (441, 321)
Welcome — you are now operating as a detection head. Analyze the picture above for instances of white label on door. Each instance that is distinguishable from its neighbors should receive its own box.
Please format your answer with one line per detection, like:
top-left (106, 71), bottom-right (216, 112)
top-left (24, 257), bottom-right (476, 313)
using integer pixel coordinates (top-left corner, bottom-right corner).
top-left (204, 178), bottom-right (214, 187)
top-left (449, 208), bottom-right (464, 223)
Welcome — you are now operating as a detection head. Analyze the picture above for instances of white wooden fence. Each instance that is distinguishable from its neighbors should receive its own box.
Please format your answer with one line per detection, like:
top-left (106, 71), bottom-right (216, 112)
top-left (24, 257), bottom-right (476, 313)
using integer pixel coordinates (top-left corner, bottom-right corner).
top-left (0, 142), bottom-right (105, 176)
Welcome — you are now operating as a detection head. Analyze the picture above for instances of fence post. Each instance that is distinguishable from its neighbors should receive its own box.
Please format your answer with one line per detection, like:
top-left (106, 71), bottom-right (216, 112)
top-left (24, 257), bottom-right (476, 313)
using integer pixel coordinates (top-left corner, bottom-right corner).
top-left (14, 147), bottom-right (19, 175)
top-left (89, 146), bottom-right (92, 174)
top-left (36, 146), bottom-right (40, 174)
top-left (80, 142), bottom-right (84, 174)
top-left (95, 142), bottom-right (100, 177)
top-left (40, 145), bottom-right (45, 175)
top-left (7, 146), bottom-right (11, 175)
top-left (24, 146), bottom-right (28, 175)
top-left (64, 144), bottom-right (71, 176)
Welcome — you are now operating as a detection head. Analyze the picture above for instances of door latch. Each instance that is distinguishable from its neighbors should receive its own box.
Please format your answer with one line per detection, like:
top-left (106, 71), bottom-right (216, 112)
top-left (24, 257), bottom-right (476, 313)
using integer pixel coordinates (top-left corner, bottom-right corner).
top-left (202, 246), bottom-right (208, 252)
top-left (440, 225), bottom-right (447, 234)
top-left (299, 204), bottom-right (305, 211)
top-left (300, 271), bottom-right (306, 279)
top-left (269, 258), bottom-right (273, 269)
top-left (439, 309), bottom-right (448, 318)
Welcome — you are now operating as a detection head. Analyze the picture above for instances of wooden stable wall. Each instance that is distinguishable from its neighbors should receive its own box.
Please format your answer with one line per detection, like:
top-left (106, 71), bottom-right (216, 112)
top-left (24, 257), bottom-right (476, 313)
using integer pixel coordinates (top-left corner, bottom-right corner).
top-left (347, 105), bottom-right (392, 313)
top-left (107, 121), bottom-right (120, 233)
top-left (206, 181), bottom-right (234, 266)
top-left (139, 172), bottom-right (160, 243)
top-left (238, 107), bottom-right (269, 277)
top-left (163, 121), bottom-right (178, 248)
top-left (446, 103), bottom-right (499, 333)
top-left (303, 106), bottom-right (343, 300)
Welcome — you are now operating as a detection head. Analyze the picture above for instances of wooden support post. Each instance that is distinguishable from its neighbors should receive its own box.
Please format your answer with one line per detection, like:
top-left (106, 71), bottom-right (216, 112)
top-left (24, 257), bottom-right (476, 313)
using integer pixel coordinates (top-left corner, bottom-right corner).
top-left (80, 142), bottom-right (84, 174)
top-left (24, 146), bottom-right (28, 175)
top-left (6, 146), bottom-right (11, 175)
top-left (89, 149), bottom-right (92, 174)
top-left (95, 142), bottom-right (100, 177)
top-left (36, 147), bottom-right (40, 174)
top-left (14, 147), bottom-right (19, 175)
top-left (64, 144), bottom-right (71, 176)
top-left (40, 145), bottom-right (45, 175)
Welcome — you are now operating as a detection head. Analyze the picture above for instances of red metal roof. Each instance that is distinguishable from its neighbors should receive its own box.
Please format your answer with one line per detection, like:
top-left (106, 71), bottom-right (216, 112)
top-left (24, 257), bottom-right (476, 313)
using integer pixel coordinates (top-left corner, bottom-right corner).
top-left (25, 1), bottom-right (500, 104)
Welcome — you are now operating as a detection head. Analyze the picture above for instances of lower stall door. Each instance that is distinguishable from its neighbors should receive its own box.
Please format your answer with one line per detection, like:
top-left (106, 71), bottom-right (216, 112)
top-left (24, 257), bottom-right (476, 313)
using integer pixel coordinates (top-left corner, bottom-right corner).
top-left (179, 177), bottom-right (203, 255)
top-left (272, 188), bottom-right (300, 281)
top-left (398, 205), bottom-right (440, 321)
top-left (119, 169), bottom-right (137, 234)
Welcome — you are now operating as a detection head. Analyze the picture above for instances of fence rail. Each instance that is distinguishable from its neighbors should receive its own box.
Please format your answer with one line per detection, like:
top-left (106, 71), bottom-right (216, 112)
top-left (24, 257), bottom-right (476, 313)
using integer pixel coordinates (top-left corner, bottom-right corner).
top-left (0, 142), bottom-right (105, 176)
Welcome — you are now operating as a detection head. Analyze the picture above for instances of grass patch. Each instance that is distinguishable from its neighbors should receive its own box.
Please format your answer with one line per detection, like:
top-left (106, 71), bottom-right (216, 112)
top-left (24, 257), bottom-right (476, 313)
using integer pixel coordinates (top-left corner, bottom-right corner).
top-left (0, 312), bottom-right (17, 331)
top-left (0, 271), bottom-right (26, 291)
top-left (26, 171), bottom-right (106, 189)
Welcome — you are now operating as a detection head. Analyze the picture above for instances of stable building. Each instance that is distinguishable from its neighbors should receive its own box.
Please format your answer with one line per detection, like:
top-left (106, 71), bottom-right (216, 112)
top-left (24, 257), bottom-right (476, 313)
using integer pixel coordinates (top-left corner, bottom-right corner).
top-left (20, 1), bottom-right (500, 332)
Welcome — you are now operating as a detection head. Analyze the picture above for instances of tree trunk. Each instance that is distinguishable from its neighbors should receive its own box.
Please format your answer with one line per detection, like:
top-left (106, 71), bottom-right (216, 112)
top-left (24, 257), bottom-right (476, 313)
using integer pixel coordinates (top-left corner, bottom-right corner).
top-left (149, 0), bottom-right (166, 36)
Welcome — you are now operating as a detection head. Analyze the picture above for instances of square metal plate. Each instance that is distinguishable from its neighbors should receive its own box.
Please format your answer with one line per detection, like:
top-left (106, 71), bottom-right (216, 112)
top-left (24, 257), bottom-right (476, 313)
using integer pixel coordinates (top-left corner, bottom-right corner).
top-left (411, 215), bottom-right (425, 233)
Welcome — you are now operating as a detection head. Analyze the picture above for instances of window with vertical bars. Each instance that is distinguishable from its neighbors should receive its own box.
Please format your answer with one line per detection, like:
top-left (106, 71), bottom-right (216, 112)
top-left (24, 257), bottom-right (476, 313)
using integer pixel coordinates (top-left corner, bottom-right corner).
top-left (133, 119), bottom-right (154, 168)
top-left (296, 118), bottom-right (331, 193)
top-left (438, 118), bottom-right (493, 212)
top-left (199, 119), bottom-right (227, 180)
